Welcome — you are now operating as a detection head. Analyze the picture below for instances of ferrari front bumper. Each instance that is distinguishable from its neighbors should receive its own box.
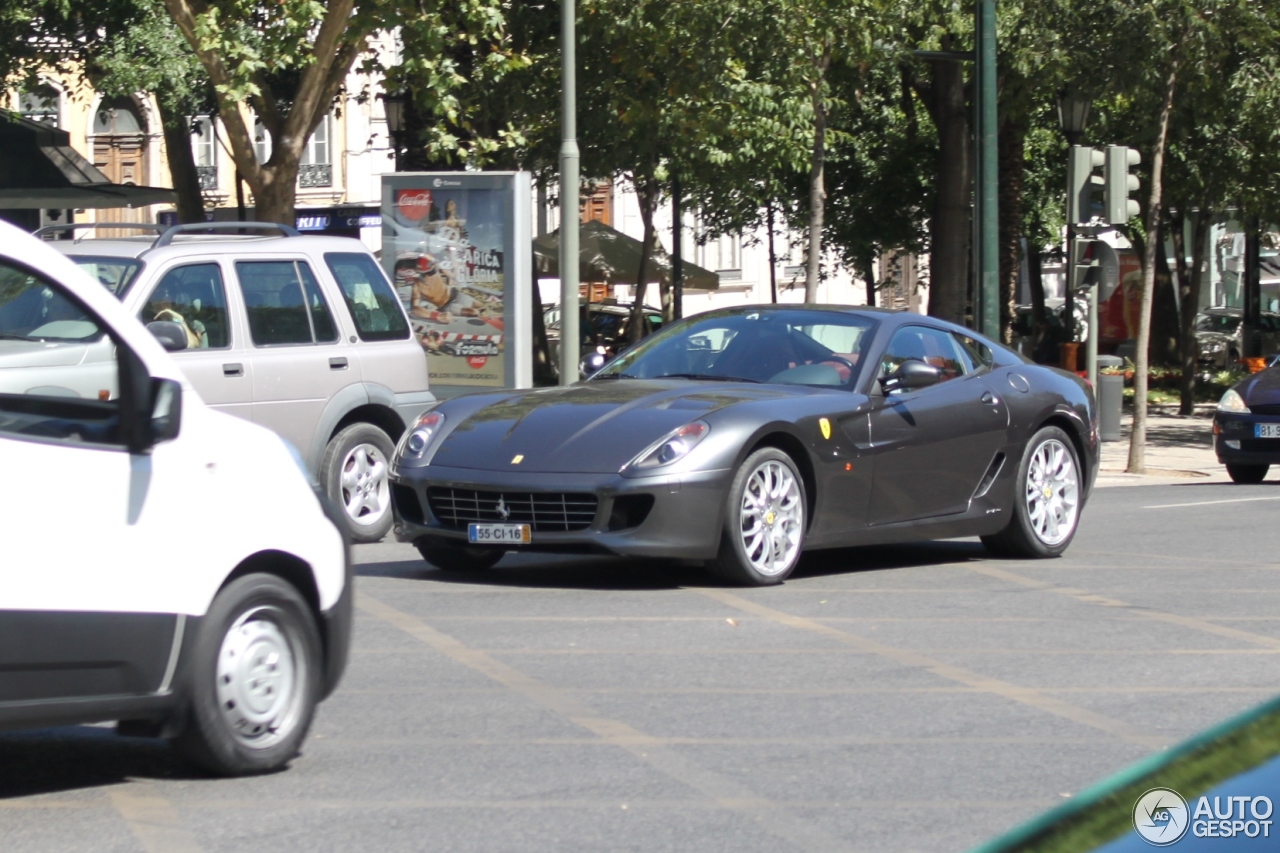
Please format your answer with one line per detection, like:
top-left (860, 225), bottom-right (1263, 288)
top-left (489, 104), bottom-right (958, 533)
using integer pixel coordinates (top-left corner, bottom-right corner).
top-left (390, 464), bottom-right (734, 560)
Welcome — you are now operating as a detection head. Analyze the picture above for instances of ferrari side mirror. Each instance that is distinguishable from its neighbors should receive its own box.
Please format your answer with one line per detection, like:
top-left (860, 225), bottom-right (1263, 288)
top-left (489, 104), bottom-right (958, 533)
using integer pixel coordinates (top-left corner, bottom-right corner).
top-left (579, 349), bottom-right (608, 379)
top-left (878, 359), bottom-right (941, 394)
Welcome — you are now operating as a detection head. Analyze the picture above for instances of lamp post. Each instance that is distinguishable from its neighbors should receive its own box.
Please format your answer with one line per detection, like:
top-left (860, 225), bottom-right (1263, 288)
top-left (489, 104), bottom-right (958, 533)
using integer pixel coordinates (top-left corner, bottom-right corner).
top-left (559, 0), bottom-right (580, 384)
top-left (381, 91), bottom-right (406, 172)
top-left (1057, 88), bottom-right (1092, 379)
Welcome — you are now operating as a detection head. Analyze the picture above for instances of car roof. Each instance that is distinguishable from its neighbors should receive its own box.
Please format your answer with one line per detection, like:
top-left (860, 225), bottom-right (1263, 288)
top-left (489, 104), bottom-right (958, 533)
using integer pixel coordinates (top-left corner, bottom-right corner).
top-left (48, 232), bottom-right (371, 264)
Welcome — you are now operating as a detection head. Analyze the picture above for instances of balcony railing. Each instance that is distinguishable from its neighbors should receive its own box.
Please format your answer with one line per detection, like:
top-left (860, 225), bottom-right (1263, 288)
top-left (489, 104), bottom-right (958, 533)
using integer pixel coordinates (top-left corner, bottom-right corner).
top-left (299, 164), bottom-right (332, 188)
top-left (196, 165), bottom-right (217, 191)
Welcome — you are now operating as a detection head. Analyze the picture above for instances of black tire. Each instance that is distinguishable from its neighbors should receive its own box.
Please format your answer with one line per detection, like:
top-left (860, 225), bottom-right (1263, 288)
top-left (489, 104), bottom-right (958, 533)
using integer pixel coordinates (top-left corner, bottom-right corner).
top-left (1227, 463), bottom-right (1269, 484)
top-left (321, 423), bottom-right (395, 543)
top-left (174, 574), bottom-right (321, 776)
top-left (416, 538), bottom-right (505, 571)
top-left (982, 425), bottom-right (1083, 559)
top-left (711, 447), bottom-right (806, 586)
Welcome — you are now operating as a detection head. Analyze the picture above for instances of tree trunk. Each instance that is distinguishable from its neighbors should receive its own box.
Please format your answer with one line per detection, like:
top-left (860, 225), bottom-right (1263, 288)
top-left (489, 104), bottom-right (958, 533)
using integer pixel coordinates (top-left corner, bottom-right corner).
top-left (925, 56), bottom-right (972, 325)
top-left (1152, 228), bottom-right (1180, 366)
top-left (805, 46), bottom-right (831, 303)
top-left (252, 163), bottom-right (303, 225)
top-left (156, 101), bottom-right (205, 224)
top-left (630, 175), bottom-right (659, 345)
top-left (997, 117), bottom-right (1025, 345)
top-left (1128, 58), bottom-right (1179, 474)
top-left (1176, 210), bottom-right (1210, 415)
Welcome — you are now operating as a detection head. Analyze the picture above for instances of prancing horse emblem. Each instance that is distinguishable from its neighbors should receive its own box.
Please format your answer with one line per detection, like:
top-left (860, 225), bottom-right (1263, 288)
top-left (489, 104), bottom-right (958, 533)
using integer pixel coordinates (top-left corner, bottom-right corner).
top-left (495, 495), bottom-right (511, 521)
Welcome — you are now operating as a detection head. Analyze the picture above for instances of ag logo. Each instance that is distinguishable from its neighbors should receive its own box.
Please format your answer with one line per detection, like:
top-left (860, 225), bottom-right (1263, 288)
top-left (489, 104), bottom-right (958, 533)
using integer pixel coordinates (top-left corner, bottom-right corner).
top-left (1134, 787), bottom-right (1190, 846)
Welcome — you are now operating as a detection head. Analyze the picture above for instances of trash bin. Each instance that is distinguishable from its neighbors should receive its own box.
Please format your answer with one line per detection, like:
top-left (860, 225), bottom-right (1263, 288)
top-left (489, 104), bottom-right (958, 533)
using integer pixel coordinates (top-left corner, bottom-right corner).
top-left (1096, 354), bottom-right (1124, 441)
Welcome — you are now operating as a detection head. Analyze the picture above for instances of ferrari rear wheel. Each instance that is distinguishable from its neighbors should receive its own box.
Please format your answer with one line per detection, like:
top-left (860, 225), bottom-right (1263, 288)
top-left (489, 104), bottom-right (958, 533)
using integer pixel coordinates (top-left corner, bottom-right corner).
top-left (415, 538), bottom-right (504, 572)
top-left (712, 448), bottom-right (806, 586)
top-left (982, 425), bottom-right (1081, 559)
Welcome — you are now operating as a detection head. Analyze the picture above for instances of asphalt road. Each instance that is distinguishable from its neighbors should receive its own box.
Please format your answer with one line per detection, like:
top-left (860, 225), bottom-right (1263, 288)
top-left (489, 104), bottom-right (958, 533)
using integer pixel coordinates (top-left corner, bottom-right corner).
top-left (4, 479), bottom-right (1280, 853)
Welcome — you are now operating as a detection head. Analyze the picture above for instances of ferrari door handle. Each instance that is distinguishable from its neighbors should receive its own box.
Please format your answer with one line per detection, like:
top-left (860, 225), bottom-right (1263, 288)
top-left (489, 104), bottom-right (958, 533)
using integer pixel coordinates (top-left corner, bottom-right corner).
top-left (981, 391), bottom-right (999, 405)
top-left (329, 357), bottom-right (349, 370)
top-left (223, 363), bottom-right (243, 377)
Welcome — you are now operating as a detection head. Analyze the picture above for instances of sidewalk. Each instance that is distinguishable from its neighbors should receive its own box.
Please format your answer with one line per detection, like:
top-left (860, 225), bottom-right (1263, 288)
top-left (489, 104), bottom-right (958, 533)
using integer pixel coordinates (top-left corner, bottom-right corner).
top-left (1095, 408), bottom-right (1227, 487)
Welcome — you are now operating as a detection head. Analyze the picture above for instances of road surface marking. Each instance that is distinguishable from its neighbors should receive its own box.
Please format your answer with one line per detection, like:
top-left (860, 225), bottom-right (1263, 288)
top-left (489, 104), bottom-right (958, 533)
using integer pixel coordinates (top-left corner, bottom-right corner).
top-left (694, 588), bottom-right (1165, 748)
top-left (107, 782), bottom-right (202, 853)
top-left (1143, 496), bottom-right (1280, 509)
top-left (358, 591), bottom-right (859, 853)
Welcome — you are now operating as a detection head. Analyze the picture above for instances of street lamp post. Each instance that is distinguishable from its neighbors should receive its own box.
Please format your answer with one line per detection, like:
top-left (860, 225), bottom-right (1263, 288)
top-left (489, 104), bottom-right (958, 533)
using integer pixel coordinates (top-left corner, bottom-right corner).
top-left (381, 91), bottom-right (406, 172)
top-left (559, 0), bottom-right (580, 384)
top-left (1057, 88), bottom-right (1092, 380)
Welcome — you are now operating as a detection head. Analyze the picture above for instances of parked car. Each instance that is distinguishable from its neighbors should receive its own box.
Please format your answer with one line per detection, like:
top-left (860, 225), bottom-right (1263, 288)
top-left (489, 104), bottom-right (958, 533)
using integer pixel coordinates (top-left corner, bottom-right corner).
top-left (0, 218), bottom-right (350, 775)
top-left (390, 305), bottom-right (1097, 586)
top-left (1010, 297), bottom-right (1087, 364)
top-left (1212, 359), bottom-right (1280, 482)
top-left (1195, 306), bottom-right (1280, 371)
top-left (38, 222), bottom-right (434, 542)
top-left (543, 301), bottom-right (664, 373)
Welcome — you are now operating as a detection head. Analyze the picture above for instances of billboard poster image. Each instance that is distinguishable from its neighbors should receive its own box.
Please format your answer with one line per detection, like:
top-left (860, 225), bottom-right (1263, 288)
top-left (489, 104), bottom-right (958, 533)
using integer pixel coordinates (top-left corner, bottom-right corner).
top-left (381, 173), bottom-right (531, 394)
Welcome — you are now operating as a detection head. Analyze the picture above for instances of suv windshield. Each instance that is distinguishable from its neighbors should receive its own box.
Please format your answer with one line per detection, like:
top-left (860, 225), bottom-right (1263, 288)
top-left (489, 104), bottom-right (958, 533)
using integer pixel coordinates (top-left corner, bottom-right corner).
top-left (594, 308), bottom-right (876, 387)
top-left (68, 256), bottom-right (143, 296)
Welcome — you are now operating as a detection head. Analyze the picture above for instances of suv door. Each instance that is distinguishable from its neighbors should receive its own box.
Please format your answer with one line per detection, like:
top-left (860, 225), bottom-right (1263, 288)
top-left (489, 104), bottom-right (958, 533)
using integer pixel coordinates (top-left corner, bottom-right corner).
top-left (234, 259), bottom-right (359, 457)
top-left (136, 260), bottom-right (252, 420)
top-left (0, 259), bottom-right (180, 705)
top-left (321, 251), bottom-right (417, 390)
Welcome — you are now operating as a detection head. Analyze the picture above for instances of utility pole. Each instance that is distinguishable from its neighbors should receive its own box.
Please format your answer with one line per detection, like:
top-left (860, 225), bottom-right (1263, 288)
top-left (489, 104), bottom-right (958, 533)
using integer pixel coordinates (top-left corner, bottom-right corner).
top-left (558, 0), bottom-right (580, 384)
top-left (671, 174), bottom-right (683, 320)
top-left (974, 0), bottom-right (999, 339)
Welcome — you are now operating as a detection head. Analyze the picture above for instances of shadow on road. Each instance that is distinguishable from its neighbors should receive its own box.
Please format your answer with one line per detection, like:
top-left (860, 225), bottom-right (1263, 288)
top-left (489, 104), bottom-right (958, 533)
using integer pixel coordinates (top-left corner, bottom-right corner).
top-left (358, 539), bottom-right (990, 590)
top-left (0, 726), bottom-right (195, 799)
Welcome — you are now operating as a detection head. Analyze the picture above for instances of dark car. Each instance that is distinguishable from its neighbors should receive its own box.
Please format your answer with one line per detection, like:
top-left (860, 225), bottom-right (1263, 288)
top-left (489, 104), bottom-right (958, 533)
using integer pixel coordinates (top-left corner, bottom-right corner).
top-left (544, 302), bottom-right (664, 373)
top-left (1212, 364), bottom-right (1280, 482)
top-left (390, 305), bottom-right (1098, 586)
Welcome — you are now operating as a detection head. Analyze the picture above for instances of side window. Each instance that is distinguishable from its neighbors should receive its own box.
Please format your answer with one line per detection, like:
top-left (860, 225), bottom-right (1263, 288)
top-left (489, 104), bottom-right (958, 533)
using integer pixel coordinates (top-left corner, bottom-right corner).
top-left (236, 260), bottom-right (333, 347)
top-left (0, 260), bottom-right (123, 446)
top-left (953, 333), bottom-right (994, 373)
top-left (879, 326), bottom-right (968, 382)
top-left (139, 263), bottom-right (230, 349)
top-left (324, 252), bottom-right (410, 342)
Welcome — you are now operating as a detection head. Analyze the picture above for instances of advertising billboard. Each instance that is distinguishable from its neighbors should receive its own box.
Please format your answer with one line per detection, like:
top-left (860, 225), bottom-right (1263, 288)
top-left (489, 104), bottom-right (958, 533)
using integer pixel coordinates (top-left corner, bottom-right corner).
top-left (381, 172), bottom-right (532, 395)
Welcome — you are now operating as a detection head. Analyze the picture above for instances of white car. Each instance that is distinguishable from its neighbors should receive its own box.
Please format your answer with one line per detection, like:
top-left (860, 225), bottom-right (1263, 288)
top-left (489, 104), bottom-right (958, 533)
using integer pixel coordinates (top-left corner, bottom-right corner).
top-left (0, 219), bottom-right (350, 776)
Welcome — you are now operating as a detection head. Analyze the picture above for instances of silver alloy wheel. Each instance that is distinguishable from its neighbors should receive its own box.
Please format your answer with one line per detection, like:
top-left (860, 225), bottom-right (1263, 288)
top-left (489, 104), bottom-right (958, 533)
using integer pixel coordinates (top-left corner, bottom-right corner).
top-left (340, 442), bottom-right (390, 528)
top-left (736, 458), bottom-right (804, 576)
top-left (1024, 437), bottom-right (1080, 546)
top-left (215, 606), bottom-right (305, 749)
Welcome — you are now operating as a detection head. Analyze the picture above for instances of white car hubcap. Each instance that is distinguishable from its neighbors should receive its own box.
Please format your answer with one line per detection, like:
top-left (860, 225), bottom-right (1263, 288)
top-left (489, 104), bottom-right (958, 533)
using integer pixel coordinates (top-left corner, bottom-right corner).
top-left (1024, 438), bottom-right (1079, 546)
top-left (341, 443), bottom-right (389, 528)
top-left (216, 607), bottom-right (304, 749)
top-left (737, 460), bottom-right (803, 576)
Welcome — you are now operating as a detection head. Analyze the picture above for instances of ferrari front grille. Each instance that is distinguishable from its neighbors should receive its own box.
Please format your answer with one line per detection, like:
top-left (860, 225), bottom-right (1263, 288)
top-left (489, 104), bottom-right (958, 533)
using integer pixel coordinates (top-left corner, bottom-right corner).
top-left (426, 487), bottom-right (598, 532)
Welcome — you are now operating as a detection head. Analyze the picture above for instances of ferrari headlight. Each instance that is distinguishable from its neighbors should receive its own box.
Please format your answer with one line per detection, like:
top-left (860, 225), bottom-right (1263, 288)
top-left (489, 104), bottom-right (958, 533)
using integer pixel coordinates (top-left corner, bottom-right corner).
top-left (624, 421), bottom-right (710, 472)
top-left (1218, 389), bottom-right (1248, 413)
top-left (397, 410), bottom-right (445, 464)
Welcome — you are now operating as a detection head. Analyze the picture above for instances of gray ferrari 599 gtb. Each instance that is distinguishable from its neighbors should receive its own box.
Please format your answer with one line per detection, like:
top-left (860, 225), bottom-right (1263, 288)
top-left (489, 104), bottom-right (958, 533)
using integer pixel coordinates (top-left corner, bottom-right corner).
top-left (390, 305), bottom-right (1097, 585)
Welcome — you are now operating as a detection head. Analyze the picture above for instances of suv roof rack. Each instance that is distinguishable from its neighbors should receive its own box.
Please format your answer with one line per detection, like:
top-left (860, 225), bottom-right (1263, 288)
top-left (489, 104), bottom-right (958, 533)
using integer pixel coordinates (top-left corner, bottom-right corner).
top-left (152, 221), bottom-right (301, 248)
top-left (34, 223), bottom-right (166, 242)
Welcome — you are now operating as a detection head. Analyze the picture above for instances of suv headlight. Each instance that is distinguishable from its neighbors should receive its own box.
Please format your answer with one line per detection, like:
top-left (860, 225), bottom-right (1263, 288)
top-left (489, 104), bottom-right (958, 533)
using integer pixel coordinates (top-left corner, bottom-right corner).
top-left (1218, 388), bottom-right (1248, 413)
top-left (397, 410), bottom-right (445, 466)
top-left (624, 421), bottom-right (710, 472)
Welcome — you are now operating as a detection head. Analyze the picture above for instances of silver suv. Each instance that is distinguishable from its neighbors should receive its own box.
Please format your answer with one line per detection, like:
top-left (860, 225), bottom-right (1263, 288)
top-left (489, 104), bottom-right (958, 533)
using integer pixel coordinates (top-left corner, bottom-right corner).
top-left (40, 222), bottom-right (433, 542)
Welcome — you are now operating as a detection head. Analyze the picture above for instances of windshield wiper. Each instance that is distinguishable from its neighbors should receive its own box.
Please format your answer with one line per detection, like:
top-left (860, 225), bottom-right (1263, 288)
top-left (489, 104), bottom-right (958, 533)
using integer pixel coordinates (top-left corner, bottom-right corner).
top-left (660, 373), bottom-right (762, 383)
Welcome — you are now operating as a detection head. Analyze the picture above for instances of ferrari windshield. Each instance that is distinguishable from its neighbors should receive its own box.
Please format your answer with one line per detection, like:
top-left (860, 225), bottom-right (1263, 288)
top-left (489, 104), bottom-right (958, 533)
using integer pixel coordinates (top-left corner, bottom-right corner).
top-left (593, 308), bottom-right (877, 387)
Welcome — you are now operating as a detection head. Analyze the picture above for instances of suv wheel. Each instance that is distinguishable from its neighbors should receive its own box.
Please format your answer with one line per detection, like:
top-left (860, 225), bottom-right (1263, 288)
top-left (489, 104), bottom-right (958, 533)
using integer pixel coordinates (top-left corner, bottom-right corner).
top-left (322, 423), bottom-right (395, 543)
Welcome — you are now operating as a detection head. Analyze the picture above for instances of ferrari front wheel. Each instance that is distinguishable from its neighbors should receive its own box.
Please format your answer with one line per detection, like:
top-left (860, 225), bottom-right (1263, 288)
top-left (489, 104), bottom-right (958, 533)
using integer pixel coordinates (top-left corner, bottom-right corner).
top-left (712, 448), bottom-right (806, 586)
top-left (982, 425), bottom-right (1081, 559)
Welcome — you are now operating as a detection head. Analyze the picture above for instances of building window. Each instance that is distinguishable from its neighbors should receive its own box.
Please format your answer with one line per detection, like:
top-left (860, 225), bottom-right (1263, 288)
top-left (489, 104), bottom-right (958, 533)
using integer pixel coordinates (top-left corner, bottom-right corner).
top-left (19, 86), bottom-right (59, 127)
top-left (299, 116), bottom-right (332, 188)
top-left (192, 116), bottom-right (217, 191)
top-left (93, 97), bottom-right (143, 134)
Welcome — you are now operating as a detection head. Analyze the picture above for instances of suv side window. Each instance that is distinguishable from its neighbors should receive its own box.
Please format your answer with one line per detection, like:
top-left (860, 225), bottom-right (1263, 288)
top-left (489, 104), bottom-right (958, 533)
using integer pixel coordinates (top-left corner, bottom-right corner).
top-left (879, 326), bottom-right (968, 383)
top-left (0, 259), bottom-right (123, 447)
top-left (236, 260), bottom-right (338, 346)
top-left (139, 262), bottom-right (230, 349)
top-left (324, 252), bottom-right (410, 341)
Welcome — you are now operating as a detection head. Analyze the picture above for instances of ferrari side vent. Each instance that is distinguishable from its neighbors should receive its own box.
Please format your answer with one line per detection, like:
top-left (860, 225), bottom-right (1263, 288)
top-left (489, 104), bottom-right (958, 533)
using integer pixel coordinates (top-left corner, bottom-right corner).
top-left (972, 453), bottom-right (1006, 500)
top-left (426, 488), bottom-right (598, 532)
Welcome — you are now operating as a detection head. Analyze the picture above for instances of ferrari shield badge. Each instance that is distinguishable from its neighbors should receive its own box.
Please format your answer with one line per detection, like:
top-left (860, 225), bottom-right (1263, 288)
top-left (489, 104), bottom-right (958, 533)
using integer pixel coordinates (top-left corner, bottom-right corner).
top-left (819, 418), bottom-right (832, 440)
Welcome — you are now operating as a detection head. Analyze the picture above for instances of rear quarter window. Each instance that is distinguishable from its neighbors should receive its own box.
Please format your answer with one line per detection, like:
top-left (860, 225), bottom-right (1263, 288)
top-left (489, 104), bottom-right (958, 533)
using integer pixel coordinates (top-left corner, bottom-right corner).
top-left (325, 253), bottom-right (411, 342)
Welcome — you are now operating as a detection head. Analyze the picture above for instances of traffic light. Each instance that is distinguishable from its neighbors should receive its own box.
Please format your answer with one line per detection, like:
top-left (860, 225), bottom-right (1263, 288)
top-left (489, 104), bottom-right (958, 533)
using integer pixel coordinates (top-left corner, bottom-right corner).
top-left (1105, 146), bottom-right (1142, 226)
top-left (1071, 238), bottom-right (1100, 290)
top-left (1067, 146), bottom-right (1105, 225)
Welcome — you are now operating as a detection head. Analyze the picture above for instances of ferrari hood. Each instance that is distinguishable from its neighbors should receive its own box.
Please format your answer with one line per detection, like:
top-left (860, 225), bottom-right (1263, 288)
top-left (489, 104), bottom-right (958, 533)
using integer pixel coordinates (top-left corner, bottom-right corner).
top-left (429, 379), bottom-right (802, 473)
top-left (1239, 366), bottom-right (1280, 406)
